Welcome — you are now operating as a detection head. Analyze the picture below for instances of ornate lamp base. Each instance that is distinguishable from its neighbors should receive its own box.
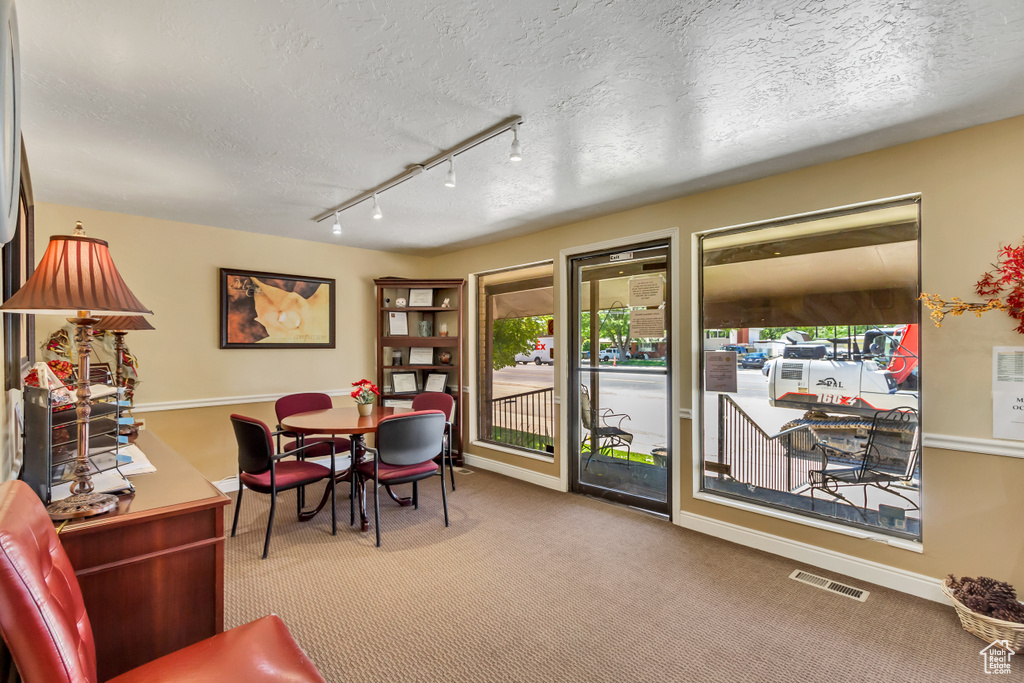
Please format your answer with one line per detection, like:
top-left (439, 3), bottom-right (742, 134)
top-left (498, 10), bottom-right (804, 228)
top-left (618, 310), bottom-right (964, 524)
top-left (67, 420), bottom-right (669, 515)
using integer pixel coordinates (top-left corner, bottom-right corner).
top-left (47, 492), bottom-right (119, 520)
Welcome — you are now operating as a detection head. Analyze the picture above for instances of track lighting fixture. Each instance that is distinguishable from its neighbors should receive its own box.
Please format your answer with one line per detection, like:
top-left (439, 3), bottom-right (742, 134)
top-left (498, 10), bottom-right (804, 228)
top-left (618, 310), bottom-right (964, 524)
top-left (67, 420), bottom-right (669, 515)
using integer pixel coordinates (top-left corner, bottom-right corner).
top-left (444, 157), bottom-right (456, 188)
top-left (509, 123), bottom-right (522, 162)
top-left (313, 116), bottom-right (524, 226)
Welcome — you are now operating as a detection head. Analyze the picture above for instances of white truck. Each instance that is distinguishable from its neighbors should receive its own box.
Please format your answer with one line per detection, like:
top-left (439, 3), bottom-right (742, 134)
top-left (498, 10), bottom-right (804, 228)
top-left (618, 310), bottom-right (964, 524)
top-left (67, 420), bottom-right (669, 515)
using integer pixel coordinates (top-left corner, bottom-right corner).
top-left (515, 336), bottom-right (555, 365)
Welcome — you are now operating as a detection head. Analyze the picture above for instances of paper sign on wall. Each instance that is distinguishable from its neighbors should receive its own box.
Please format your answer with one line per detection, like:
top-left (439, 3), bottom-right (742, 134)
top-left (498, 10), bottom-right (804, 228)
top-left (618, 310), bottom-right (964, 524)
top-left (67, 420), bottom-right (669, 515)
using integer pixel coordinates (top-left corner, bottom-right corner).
top-left (705, 351), bottom-right (738, 393)
top-left (629, 309), bottom-right (665, 339)
top-left (629, 277), bottom-right (664, 307)
top-left (993, 347), bottom-right (1024, 441)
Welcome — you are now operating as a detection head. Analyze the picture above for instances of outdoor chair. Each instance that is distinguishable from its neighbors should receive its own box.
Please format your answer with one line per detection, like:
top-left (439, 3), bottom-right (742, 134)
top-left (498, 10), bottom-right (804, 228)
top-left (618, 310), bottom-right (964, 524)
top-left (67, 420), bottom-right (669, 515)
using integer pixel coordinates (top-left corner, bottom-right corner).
top-left (808, 406), bottom-right (920, 520)
top-left (357, 410), bottom-right (449, 547)
top-left (412, 391), bottom-right (457, 490)
top-left (580, 385), bottom-right (634, 469)
top-left (230, 414), bottom-right (338, 559)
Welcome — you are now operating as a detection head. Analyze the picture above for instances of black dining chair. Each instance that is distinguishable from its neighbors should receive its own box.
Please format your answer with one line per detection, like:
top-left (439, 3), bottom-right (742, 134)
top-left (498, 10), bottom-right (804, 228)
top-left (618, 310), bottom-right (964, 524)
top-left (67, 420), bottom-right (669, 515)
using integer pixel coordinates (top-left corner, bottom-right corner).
top-left (357, 410), bottom-right (449, 547)
top-left (411, 391), bottom-right (457, 490)
top-left (230, 414), bottom-right (337, 559)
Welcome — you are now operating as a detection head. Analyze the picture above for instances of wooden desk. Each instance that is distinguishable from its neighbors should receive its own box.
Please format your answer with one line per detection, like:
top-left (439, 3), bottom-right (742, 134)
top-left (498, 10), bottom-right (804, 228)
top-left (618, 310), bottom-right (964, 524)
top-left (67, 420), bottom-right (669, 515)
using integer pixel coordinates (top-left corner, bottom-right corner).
top-left (58, 431), bottom-right (230, 681)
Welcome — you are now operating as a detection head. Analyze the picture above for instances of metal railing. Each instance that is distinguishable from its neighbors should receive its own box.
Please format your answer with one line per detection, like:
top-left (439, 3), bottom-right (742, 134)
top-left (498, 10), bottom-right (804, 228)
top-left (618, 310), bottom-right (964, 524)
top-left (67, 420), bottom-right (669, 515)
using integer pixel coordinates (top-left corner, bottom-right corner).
top-left (485, 387), bottom-right (554, 454)
top-left (713, 394), bottom-right (817, 493)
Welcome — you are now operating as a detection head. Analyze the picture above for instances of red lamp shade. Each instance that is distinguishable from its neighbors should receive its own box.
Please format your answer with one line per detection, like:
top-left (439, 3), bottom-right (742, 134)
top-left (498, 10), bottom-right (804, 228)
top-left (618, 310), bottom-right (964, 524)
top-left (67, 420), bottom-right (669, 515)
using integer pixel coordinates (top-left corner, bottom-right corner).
top-left (0, 234), bottom-right (151, 316)
top-left (94, 316), bottom-right (155, 332)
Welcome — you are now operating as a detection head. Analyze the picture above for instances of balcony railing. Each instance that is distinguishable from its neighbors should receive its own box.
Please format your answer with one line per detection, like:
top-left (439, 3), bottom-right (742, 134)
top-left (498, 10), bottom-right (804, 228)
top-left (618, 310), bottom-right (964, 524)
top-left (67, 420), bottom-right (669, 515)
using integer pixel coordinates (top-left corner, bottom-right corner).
top-left (712, 393), bottom-right (818, 493)
top-left (484, 387), bottom-right (554, 454)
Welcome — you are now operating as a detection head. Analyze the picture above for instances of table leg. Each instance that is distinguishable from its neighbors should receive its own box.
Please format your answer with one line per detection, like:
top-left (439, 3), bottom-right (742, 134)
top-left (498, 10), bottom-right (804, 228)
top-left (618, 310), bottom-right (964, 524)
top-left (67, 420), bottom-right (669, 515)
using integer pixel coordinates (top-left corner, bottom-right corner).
top-left (384, 485), bottom-right (414, 507)
top-left (352, 435), bottom-right (371, 532)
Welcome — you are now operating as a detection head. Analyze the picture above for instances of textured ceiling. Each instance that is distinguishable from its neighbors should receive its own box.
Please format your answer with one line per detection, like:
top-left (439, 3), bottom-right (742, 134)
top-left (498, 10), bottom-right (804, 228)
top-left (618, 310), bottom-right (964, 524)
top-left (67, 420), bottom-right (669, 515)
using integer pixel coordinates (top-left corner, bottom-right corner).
top-left (17, 0), bottom-right (1024, 255)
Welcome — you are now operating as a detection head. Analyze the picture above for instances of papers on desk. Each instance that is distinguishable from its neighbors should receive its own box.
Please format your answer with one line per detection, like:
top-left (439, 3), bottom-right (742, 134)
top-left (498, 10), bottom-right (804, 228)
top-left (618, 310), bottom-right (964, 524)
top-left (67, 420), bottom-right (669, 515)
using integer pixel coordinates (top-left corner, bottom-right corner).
top-left (49, 444), bottom-right (157, 502)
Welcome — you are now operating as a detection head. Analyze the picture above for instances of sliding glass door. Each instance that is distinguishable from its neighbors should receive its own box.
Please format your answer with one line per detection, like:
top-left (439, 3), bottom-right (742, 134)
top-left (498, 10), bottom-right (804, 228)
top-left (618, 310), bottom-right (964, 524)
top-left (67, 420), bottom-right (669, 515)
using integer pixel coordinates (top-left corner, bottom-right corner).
top-left (569, 242), bottom-right (671, 514)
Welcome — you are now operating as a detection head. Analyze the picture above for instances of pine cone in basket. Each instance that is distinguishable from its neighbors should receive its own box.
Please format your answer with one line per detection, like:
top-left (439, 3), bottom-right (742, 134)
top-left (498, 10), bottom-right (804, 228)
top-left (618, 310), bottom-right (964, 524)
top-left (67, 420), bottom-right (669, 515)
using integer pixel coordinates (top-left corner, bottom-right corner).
top-left (949, 575), bottom-right (1024, 624)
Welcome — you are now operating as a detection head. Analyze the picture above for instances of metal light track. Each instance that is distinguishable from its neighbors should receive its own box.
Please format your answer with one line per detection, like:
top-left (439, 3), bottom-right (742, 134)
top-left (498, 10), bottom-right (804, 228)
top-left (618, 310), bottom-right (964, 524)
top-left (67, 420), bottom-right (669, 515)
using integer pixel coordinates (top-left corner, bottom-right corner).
top-left (313, 115), bottom-right (524, 223)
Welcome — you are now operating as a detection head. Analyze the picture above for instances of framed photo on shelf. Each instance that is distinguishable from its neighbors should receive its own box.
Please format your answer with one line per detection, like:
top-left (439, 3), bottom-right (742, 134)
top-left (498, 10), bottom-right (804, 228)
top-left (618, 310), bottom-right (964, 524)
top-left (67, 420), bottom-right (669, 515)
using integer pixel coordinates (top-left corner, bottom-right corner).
top-left (424, 372), bottom-right (448, 393)
top-left (219, 268), bottom-right (335, 349)
top-left (391, 371), bottom-right (418, 394)
top-left (384, 398), bottom-right (414, 409)
top-left (409, 347), bottom-right (433, 365)
top-left (408, 288), bottom-right (434, 307)
top-left (388, 311), bottom-right (409, 336)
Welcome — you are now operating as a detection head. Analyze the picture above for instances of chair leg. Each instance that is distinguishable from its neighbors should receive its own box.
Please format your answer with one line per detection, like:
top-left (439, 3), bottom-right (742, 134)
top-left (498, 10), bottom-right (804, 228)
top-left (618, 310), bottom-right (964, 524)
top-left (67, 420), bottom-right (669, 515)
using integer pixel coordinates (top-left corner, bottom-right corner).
top-left (262, 493), bottom-right (277, 559)
top-left (231, 481), bottom-right (244, 537)
top-left (413, 481), bottom-right (419, 510)
top-left (330, 476), bottom-right (337, 537)
top-left (440, 470), bottom-right (449, 528)
top-left (297, 485), bottom-right (303, 517)
top-left (374, 480), bottom-right (381, 548)
top-left (446, 435), bottom-right (456, 491)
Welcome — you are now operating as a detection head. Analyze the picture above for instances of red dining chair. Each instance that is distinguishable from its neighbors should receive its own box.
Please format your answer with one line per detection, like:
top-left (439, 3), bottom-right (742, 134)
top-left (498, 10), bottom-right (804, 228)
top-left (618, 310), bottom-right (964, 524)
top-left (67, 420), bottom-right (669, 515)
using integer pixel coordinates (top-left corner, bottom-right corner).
top-left (275, 393), bottom-right (352, 512)
top-left (0, 480), bottom-right (325, 682)
top-left (411, 391), bottom-right (457, 490)
top-left (231, 414), bottom-right (337, 559)
top-left (357, 410), bottom-right (449, 547)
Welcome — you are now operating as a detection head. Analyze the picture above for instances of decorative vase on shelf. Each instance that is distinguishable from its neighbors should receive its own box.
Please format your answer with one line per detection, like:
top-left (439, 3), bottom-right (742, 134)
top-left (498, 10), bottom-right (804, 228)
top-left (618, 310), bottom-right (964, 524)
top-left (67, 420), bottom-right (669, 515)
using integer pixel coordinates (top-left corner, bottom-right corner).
top-left (357, 402), bottom-right (373, 417)
top-left (439, 351), bottom-right (453, 365)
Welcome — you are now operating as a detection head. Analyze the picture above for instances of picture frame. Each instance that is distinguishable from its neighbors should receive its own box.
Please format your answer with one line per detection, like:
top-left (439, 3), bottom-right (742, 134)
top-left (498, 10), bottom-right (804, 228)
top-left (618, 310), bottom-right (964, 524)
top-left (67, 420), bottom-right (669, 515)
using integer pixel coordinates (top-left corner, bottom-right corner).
top-left (424, 372), bottom-right (448, 393)
top-left (409, 347), bottom-right (433, 365)
top-left (3, 163), bottom-right (34, 390)
top-left (388, 311), bottom-right (409, 336)
top-left (219, 268), bottom-right (335, 349)
top-left (391, 371), bottom-right (418, 394)
top-left (408, 288), bottom-right (434, 307)
top-left (384, 398), bottom-right (414, 409)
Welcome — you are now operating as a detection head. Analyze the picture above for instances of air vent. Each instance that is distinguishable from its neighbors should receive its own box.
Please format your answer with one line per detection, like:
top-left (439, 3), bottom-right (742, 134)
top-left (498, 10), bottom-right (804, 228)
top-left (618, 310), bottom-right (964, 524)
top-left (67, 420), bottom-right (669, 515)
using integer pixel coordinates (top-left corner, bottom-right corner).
top-left (789, 570), bottom-right (869, 602)
top-left (780, 362), bottom-right (805, 381)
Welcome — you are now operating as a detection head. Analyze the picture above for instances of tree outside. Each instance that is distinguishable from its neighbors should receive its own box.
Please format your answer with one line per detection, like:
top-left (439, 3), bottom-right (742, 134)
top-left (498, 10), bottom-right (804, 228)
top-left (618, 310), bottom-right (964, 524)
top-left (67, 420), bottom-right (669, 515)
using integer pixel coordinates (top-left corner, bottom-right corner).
top-left (492, 316), bottom-right (550, 370)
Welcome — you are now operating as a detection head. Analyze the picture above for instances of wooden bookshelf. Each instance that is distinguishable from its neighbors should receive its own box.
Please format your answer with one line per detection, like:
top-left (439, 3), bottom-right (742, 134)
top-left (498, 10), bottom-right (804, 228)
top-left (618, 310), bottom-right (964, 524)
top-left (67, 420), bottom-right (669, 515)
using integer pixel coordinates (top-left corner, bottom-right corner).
top-left (374, 277), bottom-right (465, 463)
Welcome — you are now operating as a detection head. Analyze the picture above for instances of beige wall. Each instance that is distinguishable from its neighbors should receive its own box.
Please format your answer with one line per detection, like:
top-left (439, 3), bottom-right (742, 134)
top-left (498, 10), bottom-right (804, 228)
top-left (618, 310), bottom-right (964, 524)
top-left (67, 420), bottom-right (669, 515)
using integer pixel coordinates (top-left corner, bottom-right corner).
top-left (33, 203), bottom-right (427, 479)
top-left (427, 115), bottom-right (1024, 586)
top-left (22, 115), bottom-right (1024, 588)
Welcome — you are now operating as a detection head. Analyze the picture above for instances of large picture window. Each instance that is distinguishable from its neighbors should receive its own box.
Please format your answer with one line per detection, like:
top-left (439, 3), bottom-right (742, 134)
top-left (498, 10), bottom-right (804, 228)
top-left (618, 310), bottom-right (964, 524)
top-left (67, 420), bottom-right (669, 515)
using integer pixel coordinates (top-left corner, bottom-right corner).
top-left (476, 263), bottom-right (555, 457)
top-left (697, 198), bottom-right (922, 542)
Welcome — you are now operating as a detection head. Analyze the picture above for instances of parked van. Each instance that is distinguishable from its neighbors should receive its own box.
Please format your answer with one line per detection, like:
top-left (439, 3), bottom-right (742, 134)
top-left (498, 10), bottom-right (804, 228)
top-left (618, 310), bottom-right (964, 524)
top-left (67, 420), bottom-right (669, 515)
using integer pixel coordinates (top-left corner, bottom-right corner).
top-left (515, 336), bottom-right (555, 365)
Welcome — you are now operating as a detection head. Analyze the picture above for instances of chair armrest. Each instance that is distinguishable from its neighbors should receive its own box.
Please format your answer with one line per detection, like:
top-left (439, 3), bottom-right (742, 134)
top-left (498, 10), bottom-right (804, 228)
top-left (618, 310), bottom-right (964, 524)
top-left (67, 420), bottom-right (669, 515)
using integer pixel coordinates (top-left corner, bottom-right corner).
top-left (274, 440), bottom-right (336, 461)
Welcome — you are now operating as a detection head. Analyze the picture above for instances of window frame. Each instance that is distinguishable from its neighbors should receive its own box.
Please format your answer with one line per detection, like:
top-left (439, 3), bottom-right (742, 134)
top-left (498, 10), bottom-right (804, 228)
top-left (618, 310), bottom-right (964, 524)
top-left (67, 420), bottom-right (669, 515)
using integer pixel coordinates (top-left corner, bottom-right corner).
top-left (691, 194), bottom-right (924, 550)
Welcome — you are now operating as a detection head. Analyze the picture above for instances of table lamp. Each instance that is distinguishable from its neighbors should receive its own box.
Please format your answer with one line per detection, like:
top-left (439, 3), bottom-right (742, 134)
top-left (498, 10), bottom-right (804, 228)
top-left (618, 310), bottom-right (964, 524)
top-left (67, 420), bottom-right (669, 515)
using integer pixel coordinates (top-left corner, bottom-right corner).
top-left (94, 315), bottom-right (155, 398)
top-left (0, 222), bottom-right (152, 519)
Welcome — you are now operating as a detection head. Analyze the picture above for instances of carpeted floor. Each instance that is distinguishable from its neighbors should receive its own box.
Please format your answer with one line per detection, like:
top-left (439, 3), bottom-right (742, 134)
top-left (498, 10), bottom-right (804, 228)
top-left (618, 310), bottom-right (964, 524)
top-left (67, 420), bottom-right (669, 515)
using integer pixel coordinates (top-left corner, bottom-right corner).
top-left (225, 469), bottom-right (1002, 682)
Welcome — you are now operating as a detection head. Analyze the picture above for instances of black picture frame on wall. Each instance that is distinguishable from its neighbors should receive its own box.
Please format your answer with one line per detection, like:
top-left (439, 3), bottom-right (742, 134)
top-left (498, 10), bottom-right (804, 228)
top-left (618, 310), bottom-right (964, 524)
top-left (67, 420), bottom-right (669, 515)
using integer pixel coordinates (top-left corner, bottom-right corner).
top-left (219, 268), bottom-right (336, 349)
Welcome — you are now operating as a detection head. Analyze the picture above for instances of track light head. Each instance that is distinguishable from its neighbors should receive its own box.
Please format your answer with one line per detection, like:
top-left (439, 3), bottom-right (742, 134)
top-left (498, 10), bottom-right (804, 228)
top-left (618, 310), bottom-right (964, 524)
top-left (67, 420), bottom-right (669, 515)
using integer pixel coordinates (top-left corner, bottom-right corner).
top-left (372, 194), bottom-right (383, 220)
top-left (444, 157), bottom-right (456, 188)
top-left (332, 211), bottom-right (342, 235)
top-left (509, 123), bottom-right (522, 162)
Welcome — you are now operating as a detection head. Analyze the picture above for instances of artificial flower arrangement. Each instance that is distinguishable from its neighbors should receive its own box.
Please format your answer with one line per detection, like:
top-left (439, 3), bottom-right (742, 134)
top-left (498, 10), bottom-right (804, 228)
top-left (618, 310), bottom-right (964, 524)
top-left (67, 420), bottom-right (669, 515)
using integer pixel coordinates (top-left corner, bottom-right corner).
top-left (920, 237), bottom-right (1024, 332)
top-left (350, 379), bottom-right (380, 404)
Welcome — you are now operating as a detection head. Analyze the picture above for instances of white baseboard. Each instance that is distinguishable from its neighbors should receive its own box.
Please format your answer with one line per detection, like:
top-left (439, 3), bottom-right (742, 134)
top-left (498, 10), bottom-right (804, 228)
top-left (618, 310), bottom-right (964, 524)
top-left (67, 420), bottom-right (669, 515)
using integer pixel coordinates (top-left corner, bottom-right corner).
top-left (675, 509), bottom-right (944, 602)
top-left (462, 452), bottom-right (564, 491)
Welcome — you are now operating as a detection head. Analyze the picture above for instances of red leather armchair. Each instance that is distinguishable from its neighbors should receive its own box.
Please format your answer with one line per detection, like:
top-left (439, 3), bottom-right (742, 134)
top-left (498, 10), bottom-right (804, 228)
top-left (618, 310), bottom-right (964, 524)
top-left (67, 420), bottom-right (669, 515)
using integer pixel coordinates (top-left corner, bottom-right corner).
top-left (0, 480), bottom-right (325, 682)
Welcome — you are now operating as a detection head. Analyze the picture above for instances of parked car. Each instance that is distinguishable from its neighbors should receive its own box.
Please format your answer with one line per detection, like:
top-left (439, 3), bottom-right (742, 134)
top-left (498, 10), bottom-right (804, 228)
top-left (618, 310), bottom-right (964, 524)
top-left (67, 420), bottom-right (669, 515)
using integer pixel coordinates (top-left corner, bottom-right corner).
top-left (599, 347), bottom-right (626, 362)
top-left (740, 352), bottom-right (769, 369)
top-left (719, 344), bottom-right (756, 360)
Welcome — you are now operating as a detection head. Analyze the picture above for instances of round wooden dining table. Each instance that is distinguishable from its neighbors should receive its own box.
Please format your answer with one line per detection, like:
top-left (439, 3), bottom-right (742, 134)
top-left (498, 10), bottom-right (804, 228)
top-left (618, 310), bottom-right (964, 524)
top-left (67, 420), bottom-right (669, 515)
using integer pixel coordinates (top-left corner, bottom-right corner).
top-left (280, 405), bottom-right (412, 531)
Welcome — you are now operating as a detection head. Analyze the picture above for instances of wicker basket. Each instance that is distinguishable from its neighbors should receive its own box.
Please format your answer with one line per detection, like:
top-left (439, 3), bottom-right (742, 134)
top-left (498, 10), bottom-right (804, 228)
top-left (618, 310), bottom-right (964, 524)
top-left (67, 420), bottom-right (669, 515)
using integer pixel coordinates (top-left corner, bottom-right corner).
top-left (942, 579), bottom-right (1024, 652)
